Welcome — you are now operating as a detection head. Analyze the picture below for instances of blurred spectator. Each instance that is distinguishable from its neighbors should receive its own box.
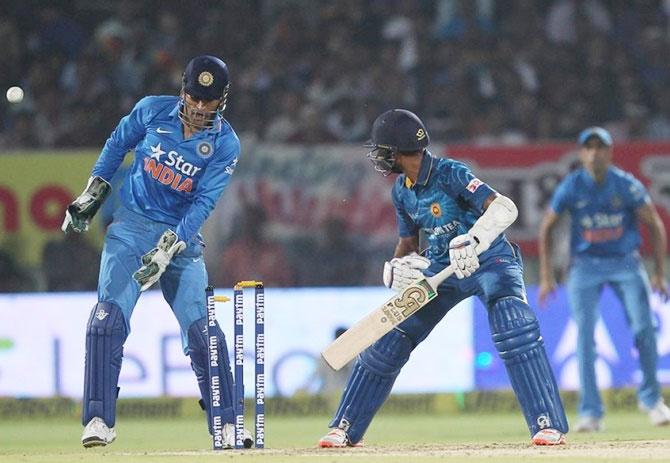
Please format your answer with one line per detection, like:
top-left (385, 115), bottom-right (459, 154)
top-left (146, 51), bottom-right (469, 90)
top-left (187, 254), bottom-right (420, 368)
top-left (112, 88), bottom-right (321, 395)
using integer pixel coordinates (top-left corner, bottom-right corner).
top-left (42, 233), bottom-right (100, 291)
top-left (1, 1), bottom-right (670, 150)
top-left (0, 249), bottom-right (32, 292)
top-left (297, 217), bottom-right (363, 287)
top-left (217, 203), bottom-right (296, 288)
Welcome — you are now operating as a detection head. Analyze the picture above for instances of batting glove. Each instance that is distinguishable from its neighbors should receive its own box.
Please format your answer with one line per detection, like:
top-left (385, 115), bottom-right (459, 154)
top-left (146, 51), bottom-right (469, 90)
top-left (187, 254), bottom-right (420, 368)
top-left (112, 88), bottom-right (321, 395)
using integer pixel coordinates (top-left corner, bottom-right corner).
top-left (383, 252), bottom-right (431, 291)
top-left (448, 234), bottom-right (480, 279)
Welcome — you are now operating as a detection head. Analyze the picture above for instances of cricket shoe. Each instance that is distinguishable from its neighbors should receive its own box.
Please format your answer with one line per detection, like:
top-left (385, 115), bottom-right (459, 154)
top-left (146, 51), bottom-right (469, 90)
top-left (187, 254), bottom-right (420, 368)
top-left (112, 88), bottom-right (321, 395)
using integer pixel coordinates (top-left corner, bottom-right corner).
top-left (81, 417), bottom-right (116, 448)
top-left (222, 423), bottom-right (254, 449)
top-left (574, 416), bottom-right (603, 432)
top-left (318, 428), bottom-right (364, 448)
top-left (640, 399), bottom-right (670, 426)
top-left (531, 428), bottom-right (566, 445)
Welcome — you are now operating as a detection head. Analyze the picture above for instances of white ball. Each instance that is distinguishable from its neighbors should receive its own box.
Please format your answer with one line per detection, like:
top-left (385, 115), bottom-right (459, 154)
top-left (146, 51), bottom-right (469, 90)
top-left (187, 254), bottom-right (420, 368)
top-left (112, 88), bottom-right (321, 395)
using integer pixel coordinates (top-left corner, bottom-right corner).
top-left (6, 86), bottom-right (24, 104)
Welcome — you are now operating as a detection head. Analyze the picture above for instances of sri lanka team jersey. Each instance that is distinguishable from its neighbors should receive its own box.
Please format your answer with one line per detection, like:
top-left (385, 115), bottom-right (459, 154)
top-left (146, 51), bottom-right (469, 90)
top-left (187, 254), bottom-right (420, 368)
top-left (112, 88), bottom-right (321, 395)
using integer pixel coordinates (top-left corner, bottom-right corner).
top-left (91, 95), bottom-right (240, 243)
top-left (392, 150), bottom-right (510, 271)
top-left (550, 166), bottom-right (650, 256)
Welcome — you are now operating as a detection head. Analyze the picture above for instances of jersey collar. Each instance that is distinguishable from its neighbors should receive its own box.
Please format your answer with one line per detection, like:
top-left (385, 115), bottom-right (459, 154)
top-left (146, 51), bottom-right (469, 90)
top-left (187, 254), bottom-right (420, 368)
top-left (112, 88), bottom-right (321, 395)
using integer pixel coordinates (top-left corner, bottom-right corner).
top-left (404, 150), bottom-right (434, 189)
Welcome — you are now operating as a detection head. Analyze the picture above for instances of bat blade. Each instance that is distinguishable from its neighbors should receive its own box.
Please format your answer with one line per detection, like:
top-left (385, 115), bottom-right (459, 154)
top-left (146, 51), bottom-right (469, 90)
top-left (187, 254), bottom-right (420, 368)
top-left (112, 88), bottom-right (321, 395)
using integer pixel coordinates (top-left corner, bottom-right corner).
top-left (321, 278), bottom-right (438, 370)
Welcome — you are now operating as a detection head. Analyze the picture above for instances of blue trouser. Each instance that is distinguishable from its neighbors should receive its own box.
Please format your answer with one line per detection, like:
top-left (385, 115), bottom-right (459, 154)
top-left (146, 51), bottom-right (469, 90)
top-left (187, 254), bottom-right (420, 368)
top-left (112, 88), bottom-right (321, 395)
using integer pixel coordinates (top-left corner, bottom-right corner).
top-left (330, 243), bottom-right (567, 442)
top-left (567, 252), bottom-right (660, 418)
top-left (83, 206), bottom-right (215, 427)
top-left (98, 207), bottom-right (207, 349)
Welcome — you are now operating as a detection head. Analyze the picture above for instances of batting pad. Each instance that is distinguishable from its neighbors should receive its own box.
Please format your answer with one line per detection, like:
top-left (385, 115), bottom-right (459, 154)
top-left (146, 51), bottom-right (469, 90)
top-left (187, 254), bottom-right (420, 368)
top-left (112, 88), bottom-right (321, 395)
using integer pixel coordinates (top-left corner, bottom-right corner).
top-left (330, 329), bottom-right (413, 443)
top-left (188, 317), bottom-right (235, 431)
top-left (489, 297), bottom-right (568, 435)
top-left (82, 302), bottom-right (128, 427)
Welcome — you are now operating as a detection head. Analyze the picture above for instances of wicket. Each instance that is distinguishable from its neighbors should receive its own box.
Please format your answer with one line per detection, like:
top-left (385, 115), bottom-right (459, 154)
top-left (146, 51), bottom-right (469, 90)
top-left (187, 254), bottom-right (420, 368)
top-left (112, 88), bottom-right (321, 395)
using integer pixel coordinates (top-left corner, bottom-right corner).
top-left (205, 281), bottom-right (265, 450)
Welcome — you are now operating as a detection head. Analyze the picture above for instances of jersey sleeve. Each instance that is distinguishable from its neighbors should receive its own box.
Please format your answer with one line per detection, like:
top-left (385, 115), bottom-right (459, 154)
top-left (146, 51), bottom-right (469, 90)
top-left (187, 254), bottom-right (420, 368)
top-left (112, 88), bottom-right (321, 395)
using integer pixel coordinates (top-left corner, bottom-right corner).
top-left (175, 137), bottom-right (241, 242)
top-left (549, 176), bottom-right (573, 214)
top-left (625, 175), bottom-right (651, 208)
top-left (392, 183), bottom-right (418, 238)
top-left (442, 161), bottom-right (495, 212)
top-left (91, 97), bottom-right (151, 181)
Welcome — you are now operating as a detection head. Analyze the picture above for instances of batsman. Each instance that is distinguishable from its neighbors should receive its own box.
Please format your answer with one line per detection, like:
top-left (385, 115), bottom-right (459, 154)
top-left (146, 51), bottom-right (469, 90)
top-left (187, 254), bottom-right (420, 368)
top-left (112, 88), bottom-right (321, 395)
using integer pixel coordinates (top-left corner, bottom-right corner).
top-left (62, 55), bottom-right (251, 448)
top-left (318, 109), bottom-right (568, 447)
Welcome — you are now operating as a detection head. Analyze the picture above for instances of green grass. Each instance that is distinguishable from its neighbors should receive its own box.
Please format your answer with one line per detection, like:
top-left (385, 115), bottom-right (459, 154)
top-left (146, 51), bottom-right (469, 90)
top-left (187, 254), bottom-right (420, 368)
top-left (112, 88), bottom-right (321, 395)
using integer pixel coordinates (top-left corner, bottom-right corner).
top-left (1, 412), bottom-right (669, 462)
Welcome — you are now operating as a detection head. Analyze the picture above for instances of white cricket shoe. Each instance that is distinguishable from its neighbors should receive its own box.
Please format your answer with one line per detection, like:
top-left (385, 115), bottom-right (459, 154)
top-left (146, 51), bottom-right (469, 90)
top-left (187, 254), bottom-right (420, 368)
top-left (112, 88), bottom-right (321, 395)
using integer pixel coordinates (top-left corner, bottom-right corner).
top-left (641, 399), bottom-right (670, 426)
top-left (531, 428), bottom-right (566, 445)
top-left (317, 428), bottom-right (364, 448)
top-left (81, 417), bottom-right (116, 448)
top-left (574, 416), bottom-right (603, 432)
top-left (222, 423), bottom-right (254, 449)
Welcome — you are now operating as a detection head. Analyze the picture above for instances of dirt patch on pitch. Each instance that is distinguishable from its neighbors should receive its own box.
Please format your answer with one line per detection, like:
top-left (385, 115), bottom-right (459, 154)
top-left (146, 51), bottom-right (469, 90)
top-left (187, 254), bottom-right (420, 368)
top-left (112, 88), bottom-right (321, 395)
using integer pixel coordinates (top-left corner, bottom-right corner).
top-left (284, 440), bottom-right (670, 459)
top-left (122, 440), bottom-right (670, 461)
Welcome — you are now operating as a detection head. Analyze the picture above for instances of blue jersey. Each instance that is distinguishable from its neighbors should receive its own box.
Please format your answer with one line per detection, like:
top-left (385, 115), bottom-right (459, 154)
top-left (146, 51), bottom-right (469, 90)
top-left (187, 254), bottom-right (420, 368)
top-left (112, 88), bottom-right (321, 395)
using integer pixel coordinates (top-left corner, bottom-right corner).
top-left (91, 95), bottom-right (240, 243)
top-left (392, 151), bottom-right (509, 272)
top-left (550, 166), bottom-right (649, 256)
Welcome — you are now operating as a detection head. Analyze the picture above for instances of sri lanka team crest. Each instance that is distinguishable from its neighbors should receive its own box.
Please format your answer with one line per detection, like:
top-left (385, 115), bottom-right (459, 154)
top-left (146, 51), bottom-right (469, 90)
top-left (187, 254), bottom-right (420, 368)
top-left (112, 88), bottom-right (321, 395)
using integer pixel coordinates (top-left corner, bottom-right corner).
top-left (197, 141), bottom-right (213, 158)
top-left (430, 203), bottom-right (442, 217)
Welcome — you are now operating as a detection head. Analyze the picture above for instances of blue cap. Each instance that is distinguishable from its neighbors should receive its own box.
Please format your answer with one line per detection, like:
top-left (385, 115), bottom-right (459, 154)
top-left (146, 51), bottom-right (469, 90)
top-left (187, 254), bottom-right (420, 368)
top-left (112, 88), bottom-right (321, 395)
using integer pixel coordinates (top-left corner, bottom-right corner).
top-left (578, 126), bottom-right (613, 146)
top-left (182, 55), bottom-right (229, 101)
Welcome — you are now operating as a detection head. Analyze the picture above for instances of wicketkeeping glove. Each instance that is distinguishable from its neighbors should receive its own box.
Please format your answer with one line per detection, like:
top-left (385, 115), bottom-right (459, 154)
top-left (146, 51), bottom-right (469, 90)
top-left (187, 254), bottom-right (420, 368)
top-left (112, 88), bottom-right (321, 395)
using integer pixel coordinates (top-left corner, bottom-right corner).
top-left (383, 252), bottom-right (431, 291)
top-left (61, 176), bottom-right (111, 233)
top-left (133, 230), bottom-right (186, 291)
top-left (448, 233), bottom-right (480, 279)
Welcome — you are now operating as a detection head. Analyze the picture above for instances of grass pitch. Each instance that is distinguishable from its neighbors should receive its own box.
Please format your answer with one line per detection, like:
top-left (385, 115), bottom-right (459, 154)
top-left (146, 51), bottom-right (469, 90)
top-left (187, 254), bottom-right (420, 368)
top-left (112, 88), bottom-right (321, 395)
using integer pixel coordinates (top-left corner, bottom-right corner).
top-left (1, 412), bottom-right (669, 462)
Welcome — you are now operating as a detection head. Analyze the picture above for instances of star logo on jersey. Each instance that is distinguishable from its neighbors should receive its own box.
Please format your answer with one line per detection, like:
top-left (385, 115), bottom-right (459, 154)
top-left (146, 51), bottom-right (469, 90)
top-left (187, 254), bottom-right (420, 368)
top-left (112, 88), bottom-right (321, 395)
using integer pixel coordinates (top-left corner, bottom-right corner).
top-left (430, 203), bottom-right (442, 217)
top-left (150, 143), bottom-right (166, 160)
top-left (610, 195), bottom-right (622, 208)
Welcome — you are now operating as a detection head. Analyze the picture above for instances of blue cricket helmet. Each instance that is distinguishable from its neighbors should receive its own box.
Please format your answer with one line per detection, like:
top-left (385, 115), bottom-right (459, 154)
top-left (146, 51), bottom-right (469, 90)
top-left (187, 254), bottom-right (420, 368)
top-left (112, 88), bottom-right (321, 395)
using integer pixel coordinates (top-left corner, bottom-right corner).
top-left (182, 55), bottom-right (229, 101)
top-left (365, 109), bottom-right (430, 175)
top-left (179, 55), bottom-right (230, 128)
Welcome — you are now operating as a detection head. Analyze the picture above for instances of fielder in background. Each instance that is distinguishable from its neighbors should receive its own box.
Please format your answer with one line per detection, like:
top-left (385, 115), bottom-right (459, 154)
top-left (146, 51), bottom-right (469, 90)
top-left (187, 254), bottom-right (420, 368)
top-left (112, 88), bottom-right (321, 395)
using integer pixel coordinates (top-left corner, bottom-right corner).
top-left (62, 55), bottom-right (251, 449)
top-left (538, 127), bottom-right (670, 432)
top-left (318, 109), bottom-right (568, 448)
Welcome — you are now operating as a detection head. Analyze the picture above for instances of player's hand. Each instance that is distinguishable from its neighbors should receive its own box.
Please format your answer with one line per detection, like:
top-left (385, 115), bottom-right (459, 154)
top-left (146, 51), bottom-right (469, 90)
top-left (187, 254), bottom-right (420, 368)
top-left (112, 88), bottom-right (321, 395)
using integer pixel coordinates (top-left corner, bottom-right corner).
top-left (132, 230), bottom-right (186, 291)
top-left (538, 276), bottom-right (557, 308)
top-left (61, 176), bottom-right (111, 233)
top-left (383, 252), bottom-right (431, 291)
top-left (448, 234), bottom-right (479, 279)
top-left (650, 273), bottom-right (669, 301)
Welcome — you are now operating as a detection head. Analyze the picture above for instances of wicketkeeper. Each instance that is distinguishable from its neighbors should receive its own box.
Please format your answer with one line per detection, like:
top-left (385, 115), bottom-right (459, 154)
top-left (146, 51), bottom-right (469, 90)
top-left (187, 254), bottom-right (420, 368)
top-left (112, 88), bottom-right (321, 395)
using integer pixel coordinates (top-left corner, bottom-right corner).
top-left (318, 109), bottom-right (569, 447)
top-left (63, 55), bottom-right (251, 448)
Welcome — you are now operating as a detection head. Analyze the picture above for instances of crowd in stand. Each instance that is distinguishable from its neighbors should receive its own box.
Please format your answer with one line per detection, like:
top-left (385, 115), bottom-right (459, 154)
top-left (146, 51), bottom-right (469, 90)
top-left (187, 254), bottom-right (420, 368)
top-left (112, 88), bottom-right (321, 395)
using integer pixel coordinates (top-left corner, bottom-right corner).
top-left (1, 0), bottom-right (669, 150)
top-left (2, 0), bottom-right (670, 291)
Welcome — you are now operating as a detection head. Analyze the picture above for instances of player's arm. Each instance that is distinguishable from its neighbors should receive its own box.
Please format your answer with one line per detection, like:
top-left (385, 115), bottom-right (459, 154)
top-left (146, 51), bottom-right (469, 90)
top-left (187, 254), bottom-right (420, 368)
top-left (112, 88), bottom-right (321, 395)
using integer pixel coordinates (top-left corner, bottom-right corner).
top-left (448, 192), bottom-right (518, 279)
top-left (175, 142), bottom-right (239, 243)
top-left (393, 235), bottom-right (419, 257)
top-left (62, 98), bottom-right (149, 233)
top-left (637, 201), bottom-right (668, 297)
top-left (382, 187), bottom-right (432, 291)
top-left (134, 141), bottom-right (240, 291)
top-left (538, 208), bottom-right (561, 306)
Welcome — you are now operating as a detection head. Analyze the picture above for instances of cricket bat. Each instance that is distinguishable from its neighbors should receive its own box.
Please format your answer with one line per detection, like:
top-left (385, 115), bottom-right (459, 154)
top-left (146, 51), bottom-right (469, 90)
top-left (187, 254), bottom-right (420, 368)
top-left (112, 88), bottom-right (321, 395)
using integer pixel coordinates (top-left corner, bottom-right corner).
top-left (321, 263), bottom-right (455, 370)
